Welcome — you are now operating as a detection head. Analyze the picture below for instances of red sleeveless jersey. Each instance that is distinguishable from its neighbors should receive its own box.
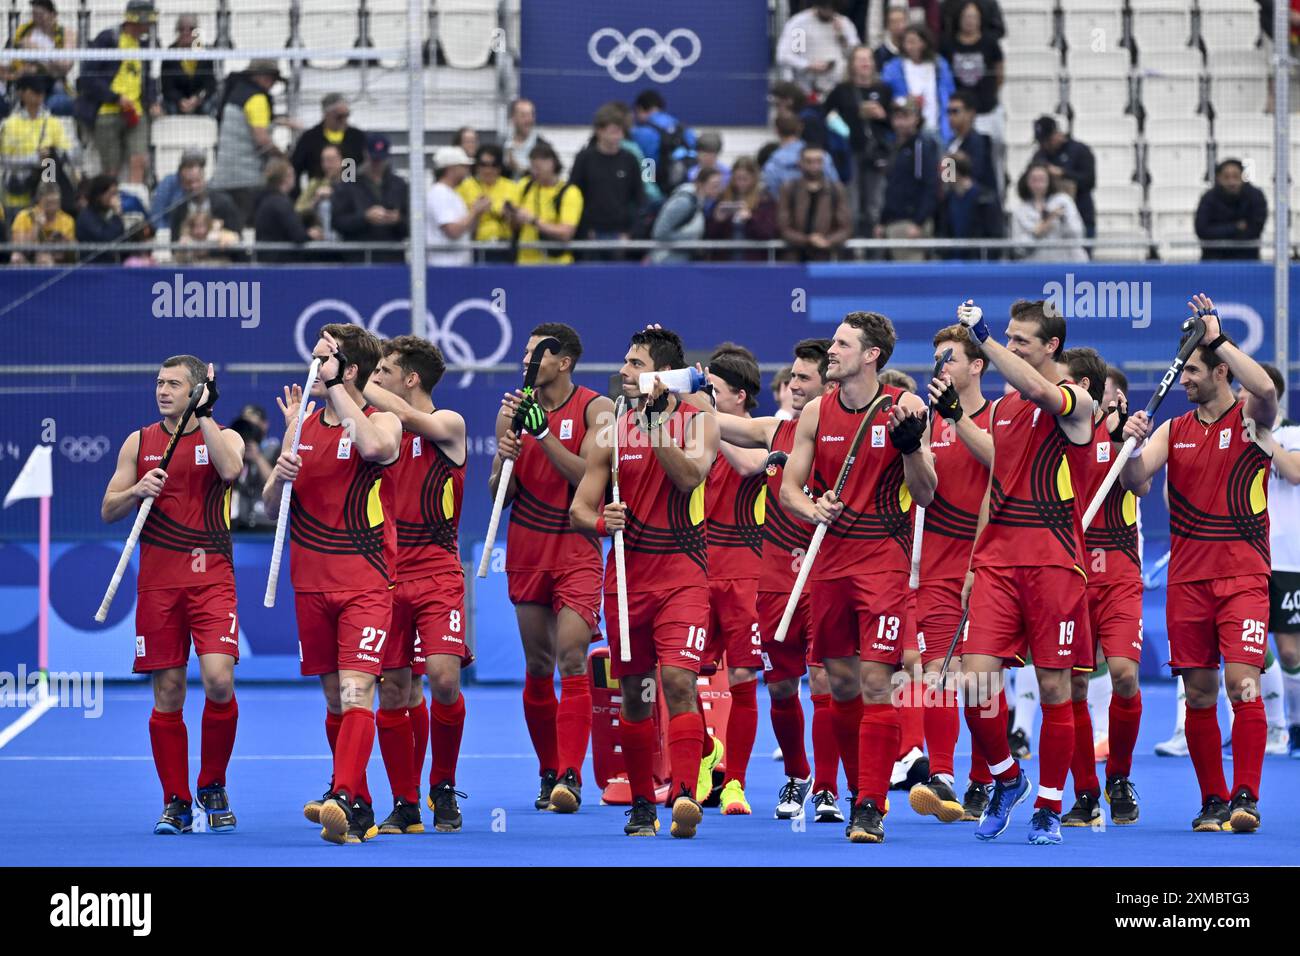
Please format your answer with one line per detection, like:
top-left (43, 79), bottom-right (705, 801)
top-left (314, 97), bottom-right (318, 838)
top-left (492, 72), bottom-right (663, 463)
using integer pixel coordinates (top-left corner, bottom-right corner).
top-left (1068, 415), bottom-right (1140, 585)
top-left (921, 400), bottom-right (992, 581)
top-left (760, 418), bottom-right (821, 593)
top-left (388, 426), bottom-right (464, 581)
top-left (1167, 401), bottom-right (1270, 584)
top-left (606, 400), bottom-right (707, 593)
top-left (506, 385), bottom-right (603, 573)
top-left (706, 444), bottom-right (765, 581)
top-left (289, 405), bottom-right (397, 592)
top-left (811, 384), bottom-right (912, 580)
top-left (972, 391), bottom-right (1086, 572)
top-left (135, 422), bottom-right (233, 591)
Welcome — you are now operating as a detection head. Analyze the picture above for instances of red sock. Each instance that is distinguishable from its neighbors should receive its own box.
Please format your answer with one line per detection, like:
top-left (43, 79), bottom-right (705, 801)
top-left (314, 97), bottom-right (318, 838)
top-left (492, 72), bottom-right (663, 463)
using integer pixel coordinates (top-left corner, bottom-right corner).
top-left (324, 709), bottom-right (344, 791)
top-left (923, 680), bottom-right (959, 778)
top-left (1105, 689), bottom-right (1141, 780)
top-left (197, 696), bottom-right (237, 790)
top-left (966, 690), bottom-right (998, 784)
top-left (699, 693), bottom-right (713, 758)
top-left (522, 675), bottom-right (558, 775)
top-left (857, 703), bottom-right (901, 806)
top-left (724, 679), bottom-right (758, 787)
top-left (770, 694), bottom-right (811, 780)
top-left (1070, 699), bottom-right (1099, 798)
top-left (965, 687), bottom-right (1017, 781)
top-left (667, 712), bottom-right (705, 803)
top-left (811, 693), bottom-right (839, 794)
top-left (556, 675), bottom-right (592, 784)
top-left (409, 696), bottom-right (429, 792)
top-left (333, 708), bottom-right (376, 803)
top-left (1185, 704), bottom-right (1229, 803)
top-left (620, 715), bottom-right (658, 802)
top-left (376, 708), bottom-right (418, 803)
top-left (149, 708), bottom-right (191, 805)
top-left (897, 679), bottom-right (924, 757)
top-left (428, 694), bottom-right (466, 787)
top-left (829, 697), bottom-right (863, 793)
top-left (1230, 697), bottom-right (1266, 800)
top-left (1034, 700), bottom-right (1074, 812)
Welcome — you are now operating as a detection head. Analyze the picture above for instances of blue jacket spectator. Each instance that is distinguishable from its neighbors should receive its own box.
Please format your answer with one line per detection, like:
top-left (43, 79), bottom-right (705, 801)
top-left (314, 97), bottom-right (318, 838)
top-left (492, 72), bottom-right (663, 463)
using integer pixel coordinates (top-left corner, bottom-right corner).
top-left (881, 25), bottom-right (957, 143)
top-left (763, 111), bottom-right (841, 199)
top-left (945, 91), bottom-right (997, 196)
top-left (631, 90), bottom-right (697, 193)
top-left (878, 99), bottom-right (941, 263)
top-left (937, 154), bottom-right (1003, 259)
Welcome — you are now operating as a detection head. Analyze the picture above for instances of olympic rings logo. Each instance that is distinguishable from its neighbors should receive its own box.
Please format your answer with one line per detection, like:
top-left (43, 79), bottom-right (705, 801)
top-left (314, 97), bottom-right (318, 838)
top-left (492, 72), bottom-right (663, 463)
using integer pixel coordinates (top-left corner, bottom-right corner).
top-left (588, 28), bottom-right (701, 84)
top-left (294, 297), bottom-right (513, 387)
top-left (60, 436), bottom-right (110, 463)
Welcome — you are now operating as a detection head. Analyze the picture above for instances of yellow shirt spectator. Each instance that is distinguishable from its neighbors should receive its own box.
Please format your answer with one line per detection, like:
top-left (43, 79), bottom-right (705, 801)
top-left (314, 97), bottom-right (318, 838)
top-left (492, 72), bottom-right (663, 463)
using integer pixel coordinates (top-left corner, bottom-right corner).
top-left (12, 203), bottom-right (75, 243)
top-left (100, 32), bottom-right (143, 115)
top-left (0, 109), bottom-right (71, 209)
top-left (243, 92), bottom-right (271, 130)
top-left (512, 177), bottom-right (583, 265)
top-left (457, 174), bottom-right (516, 242)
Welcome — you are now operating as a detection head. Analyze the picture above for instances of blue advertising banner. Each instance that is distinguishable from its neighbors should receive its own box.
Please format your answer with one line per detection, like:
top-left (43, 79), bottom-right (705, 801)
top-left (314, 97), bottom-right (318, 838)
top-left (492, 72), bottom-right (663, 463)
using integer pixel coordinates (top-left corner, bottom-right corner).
top-left (519, 0), bottom-right (770, 125)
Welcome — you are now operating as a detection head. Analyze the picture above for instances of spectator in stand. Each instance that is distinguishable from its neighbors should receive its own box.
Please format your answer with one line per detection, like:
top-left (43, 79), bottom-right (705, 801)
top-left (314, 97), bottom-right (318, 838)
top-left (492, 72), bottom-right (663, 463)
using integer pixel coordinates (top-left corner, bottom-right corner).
top-left (9, 180), bottom-right (73, 264)
top-left (166, 152), bottom-right (241, 237)
top-left (944, 90), bottom-right (996, 196)
top-left (332, 132), bottom-right (408, 262)
top-left (507, 141), bottom-right (583, 265)
top-left (427, 144), bottom-right (488, 267)
top-left (74, 0), bottom-right (161, 184)
top-left (705, 156), bottom-right (779, 261)
top-left (173, 208), bottom-right (240, 264)
top-left (940, 0), bottom-right (1004, 42)
top-left (777, 145), bottom-right (853, 262)
top-left (823, 44), bottom-right (894, 236)
top-left (903, 0), bottom-right (943, 35)
top-left (876, 96), bottom-right (940, 260)
top-left (1009, 162), bottom-right (1086, 262)
top-left (881, 24), bottom-right (955, 142)
top-left (874, 3), bottom-right (909, 71)
top-left (502, 97), bottom-right (550, 179)
top-left (650, 165), bottom-right (724, 264)
top-left (160, 13), bottom-right (217, 116)
top-left (777, 1), bottom-right (861, 98)
top-left (453, 127), bottom-right (479, 160)
top-left (254, 159), bottom-right (322, 262)
top-left (291, 93), bottom-right (367, 188)
top-left (936, 153), bottom-right (1002, 258)
top-left (0, 74), bottom-right (71, 221)
top-left (457, 143), bottom-right (515, 260)
top-left (1030, 114), bottom-right (1096, 239)
top-left (603, 100), bottom-right (663, 210)
top-left (294, 143), bottom-right (343, 239)
top-left (568, 103), bottom-right (646, 249)
top-left (763, 111), bottom-right (841, 199)
top-left (75, 173), bottom-right (126, 256)
top-left (688, 132), bottom-right (730, 189)
top-left (940, 1), bottom-right (1004, 184)
top-left (771, 79), bottom-right (831, 151)
top-left (1195, 158), bottom-right (1268, 261)
top-left (631, 90), bottom-right (698, 194)
top-left (2, 0), bottom-right (77, 116)
top-left (211, 59), bottom-right (290, 225)
top-left (789, 1), bottom-right (870, 42)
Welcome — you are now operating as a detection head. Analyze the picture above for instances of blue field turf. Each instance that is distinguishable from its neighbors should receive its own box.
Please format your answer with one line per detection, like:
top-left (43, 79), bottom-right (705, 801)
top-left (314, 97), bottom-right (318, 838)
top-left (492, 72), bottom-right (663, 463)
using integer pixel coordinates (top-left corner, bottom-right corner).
top-left (1, 680), bottom-right (1296, 866)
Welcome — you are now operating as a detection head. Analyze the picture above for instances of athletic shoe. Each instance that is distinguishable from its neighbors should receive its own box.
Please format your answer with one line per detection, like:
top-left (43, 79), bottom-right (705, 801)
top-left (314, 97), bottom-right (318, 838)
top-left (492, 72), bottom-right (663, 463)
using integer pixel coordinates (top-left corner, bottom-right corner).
top-left (908, 775), bottom-right (964, 823)
top-left (377, 797), bottom-right (425, 835)
top-left (303, 784), bottom-right (332, 824)
top-left (1265, 724), bottom-right (1289, 756)
top-left (771, 746), bottom-right (783, 761)
top-left (1093, 734), bottom-right (1109, 763)
top-left (812, 789), bottom-right (843, 823)
top-left (548, 768), bottom-right (582, 814)
top-left (974, 771), bottom-right (1030, 841)
top-left (430, 780), bottom-right (465, 832)
top-left (1290, 724), bottom-right (1300, 759)
top-left (1191, 795), bottom-right (1231, 832)
top-left (961, 781), bottom-right (990, 822)
top-left (695, 736), bottom-right (724, 804)
top-left (534, 769), bottom-right (558, 810)
top-left (846, 798), bottom-right (886, 843)
top-left (196, 784), bottom-right (236, 833)
top-left (719, 779), bottom-right (751, 815)
top-left (1105, 775), bottom-right (1140, 825)
top-left (346, 797), bottom-right (378, 844)
top-left (1007, 728), bottom-right (1032, 760)
top-left (1061, 791), bottom-right (1101, 827)
top-left (670, 784), bottom-right (703, 838)
top-left (1228, 787), bottom-right (1260, 833)
top-left (1027, 807), bottom-right (1063, 845)
top-left (774, 775), bottom-right (812, 819)
top-left (624, 795), bottom-right (658, 836)
top-left (319, 793), bottom-right (354, 844)
top-left (1154, 729), bottom-right (1189, 757)
top-left (889, 746), bottom-right (930, 791)
top-left (154, 796), bottom-right (193, 835)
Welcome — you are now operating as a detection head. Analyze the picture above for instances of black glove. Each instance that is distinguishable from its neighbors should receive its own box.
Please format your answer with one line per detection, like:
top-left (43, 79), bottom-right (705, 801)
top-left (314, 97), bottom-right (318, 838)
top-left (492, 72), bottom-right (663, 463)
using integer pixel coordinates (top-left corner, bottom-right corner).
top-left (194, 374), bottom-right (218, 418)
top-left (1108, 404), bottom-right (1129, 444)
top-left (932, 381), bottom-right (962, 422)
top-left (323, 345), bottom-right (350, 389)
top-left (516, 392), bottom-right (549, 439)
top-left (889, 412), bottom-right (926, 455)
top-left (764, 450), bottom-right (789, 474)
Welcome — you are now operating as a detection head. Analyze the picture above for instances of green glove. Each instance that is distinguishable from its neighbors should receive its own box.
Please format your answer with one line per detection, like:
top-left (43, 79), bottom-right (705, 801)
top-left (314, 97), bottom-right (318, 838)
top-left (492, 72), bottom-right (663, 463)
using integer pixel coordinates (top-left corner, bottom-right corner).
top-left (518, 394), bottom-right (549, 439)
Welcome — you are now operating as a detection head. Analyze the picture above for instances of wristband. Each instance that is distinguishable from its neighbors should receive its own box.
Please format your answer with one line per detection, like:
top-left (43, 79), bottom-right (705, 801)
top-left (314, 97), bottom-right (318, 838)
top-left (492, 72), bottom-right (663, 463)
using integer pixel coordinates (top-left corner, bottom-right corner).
top-left (1205, 334), bottom-right (1229, 352)
top-left (595, 516), bottom-right (607, 536)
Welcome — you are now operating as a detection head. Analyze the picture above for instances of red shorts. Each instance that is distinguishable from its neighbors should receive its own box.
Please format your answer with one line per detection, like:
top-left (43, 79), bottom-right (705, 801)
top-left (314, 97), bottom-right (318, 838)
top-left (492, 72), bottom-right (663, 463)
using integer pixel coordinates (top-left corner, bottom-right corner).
top-left (901, 587), bottom-right (919, 655)
top-left (1166, 574), bottom-right (1270, 671)
top-left (387, 574), bottom-right (473, 673)
top-left (1087, 577), bottom-right (1144, 664)
top-left (965, 564), bottom-right (1087, 669)
top-left (915, 576), bottom-right (965, 667)
top-left (508, 564), bottom-right (603, 633)
top-left (133, 583), bottom-right (239, 673)
top-left (295, 588), bottom-right (393, 677)
top-left (604, 585), bottom-right (710, 679)
top-left (704, 577), bottom-right (764, 670)
top-left (758, 589), bottom-right (818, 683)
top-left (810, 570), bottom-right (910, 666)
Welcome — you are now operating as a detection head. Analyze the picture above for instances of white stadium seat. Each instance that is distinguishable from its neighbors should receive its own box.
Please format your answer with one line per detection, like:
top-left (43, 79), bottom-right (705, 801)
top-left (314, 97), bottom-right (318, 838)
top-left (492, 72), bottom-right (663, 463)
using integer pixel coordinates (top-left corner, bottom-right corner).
top-left (1068, 76), bottom-right (1132, 114)
top-left (1004, 49), bottom-right (1063, 77)
top-left (366, 0), bottom-right (420, 66)
top-left (1137, 73), bottom-right (1202, 117)
top-left (1144, 115), bottom-right (1210, 145)
top-left (1001, 8), bottom-right (1056, 50)
top-left (151, 115), bottom-right (219, 152)
top-left (1093, 182), bottom-right (1145, 213)
top-left (1205, 46), bottom-right (1269, 79)
top-left (1128, 2), bottom-right (1194, 55)
top-left (1061, 6), bottom-right (1124, 57)
top-left (1068, 50), bottom-right (1132, 79)
top-left (1146, 143), bottom-right (1213, 188)
top-left (1214, 116), bottom-right (1277, 146)
top-left (1091, 142), bottom-right (1139, 185)
top-left (227, 5), bottom-right (291, 53)
top-left (1138, 50), bottom-right (1202, 77)
top-left (1197, 3), bottom-right (1264, 53)
top-left (435, 0), bottom-right (498, 70)
top-left (1069, 111), bottom-right (1137, 146)
top-left (1001, 76), bottom-right (1063, 121)
top-left (1209, 72), bottom-right (1270, 118)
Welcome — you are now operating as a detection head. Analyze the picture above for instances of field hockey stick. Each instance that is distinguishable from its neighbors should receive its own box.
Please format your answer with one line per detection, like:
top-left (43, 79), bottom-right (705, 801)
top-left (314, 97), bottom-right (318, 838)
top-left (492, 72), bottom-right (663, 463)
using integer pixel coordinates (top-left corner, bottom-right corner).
top-left (95, 381), bottom-right (206, 622)
top-left (937, 606), bottom-right (969, 684)
top-left (611, 396), bottom-right (632, 662)
top-left (774, 391), bottom-right (894, 643)
top-left (477, 336), bottom-right (562, 577)
top-left (910, 348), bottom-right (953, 588)
top-left (264, 358), bottom-right (321, 607)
